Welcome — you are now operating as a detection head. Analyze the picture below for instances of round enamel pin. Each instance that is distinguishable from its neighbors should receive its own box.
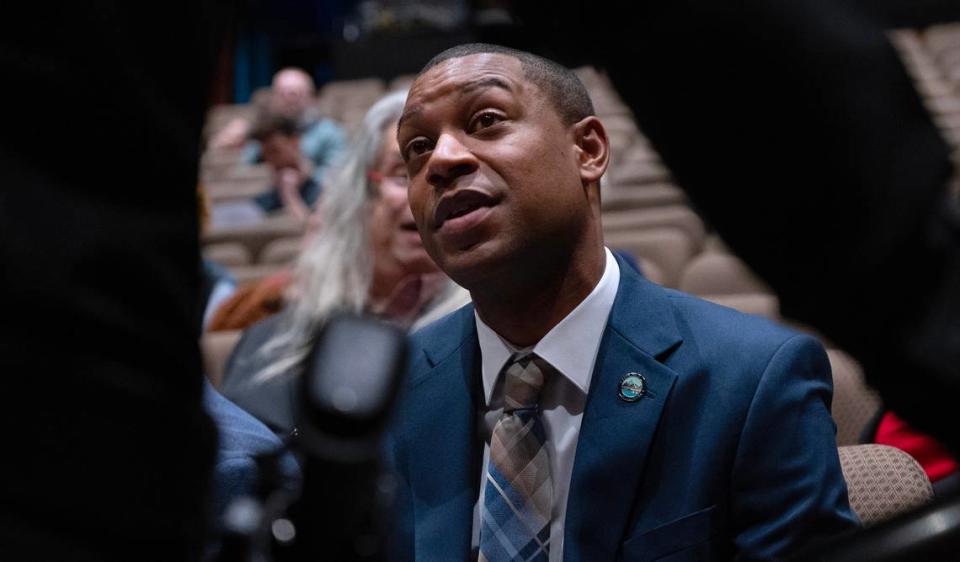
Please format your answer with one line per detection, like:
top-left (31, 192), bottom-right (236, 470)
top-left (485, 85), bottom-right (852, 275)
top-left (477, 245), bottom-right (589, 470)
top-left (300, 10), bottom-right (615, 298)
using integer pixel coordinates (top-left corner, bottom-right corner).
top-left (618, 373), bottom-right (647, 402)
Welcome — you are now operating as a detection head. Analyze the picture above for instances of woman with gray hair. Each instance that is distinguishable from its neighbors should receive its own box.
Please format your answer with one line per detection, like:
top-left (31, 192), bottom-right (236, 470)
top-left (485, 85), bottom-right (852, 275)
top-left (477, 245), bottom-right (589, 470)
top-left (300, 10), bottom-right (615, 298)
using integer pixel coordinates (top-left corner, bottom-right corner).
top-left (219, 90), bottom-right (469, 436)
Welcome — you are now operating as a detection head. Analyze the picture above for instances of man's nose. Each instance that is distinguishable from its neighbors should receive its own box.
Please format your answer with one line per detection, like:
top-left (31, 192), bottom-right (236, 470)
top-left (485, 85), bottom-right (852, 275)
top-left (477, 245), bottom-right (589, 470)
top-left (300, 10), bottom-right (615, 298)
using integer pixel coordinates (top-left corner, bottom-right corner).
top-left (427, 133), bottom-right (478, 190)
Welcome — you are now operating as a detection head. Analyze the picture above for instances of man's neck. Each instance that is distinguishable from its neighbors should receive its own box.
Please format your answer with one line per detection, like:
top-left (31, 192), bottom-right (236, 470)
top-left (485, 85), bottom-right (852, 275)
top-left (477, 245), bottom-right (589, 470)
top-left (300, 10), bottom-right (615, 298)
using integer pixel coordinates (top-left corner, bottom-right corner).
top-left (472, 245), bottom-right (606, 348)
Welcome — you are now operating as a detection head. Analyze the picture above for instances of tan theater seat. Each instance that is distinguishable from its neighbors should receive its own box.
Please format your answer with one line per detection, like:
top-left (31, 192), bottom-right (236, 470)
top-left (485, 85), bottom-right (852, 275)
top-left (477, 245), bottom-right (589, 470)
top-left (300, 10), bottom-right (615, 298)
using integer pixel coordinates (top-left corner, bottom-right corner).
top-left (202, 330), bottom-right (243, 388)
top-left (606, 228), bottom-right (696, 288)
top-left (702, 234), bottom-right (731, 254)
top-left (317, 77), bottom-right (386, 121)
top-left (608, 161), bottom-right (671, 186)
top-left (203, 215), bottom-right (305, 263)
top-left (602, 205), bottom-right (707, 252)
top-left (700, 293), bottom-right (780, 321)
top-left (203, 242), bottom-right (252, 268)
top-left (678, 252), bottom-right (771, 296)
top-left (601, 183), bottom-right (686, 212)
top-left (635, 258), bottom-right (666, 286)
top-left (838, 445), bottom-right (933, 526)
top-left (205, 163), bottom-right (271, 183)
top-left (260, 237), bottom-right (302, 266)
top-left (828, 349), bottom-right (882, 446)
top-left (205, 177), bottom-right (271, 203)
top-left (230, 263), bottom-right (287, 287)
top-left (389, 74), bottom-right (417, 92)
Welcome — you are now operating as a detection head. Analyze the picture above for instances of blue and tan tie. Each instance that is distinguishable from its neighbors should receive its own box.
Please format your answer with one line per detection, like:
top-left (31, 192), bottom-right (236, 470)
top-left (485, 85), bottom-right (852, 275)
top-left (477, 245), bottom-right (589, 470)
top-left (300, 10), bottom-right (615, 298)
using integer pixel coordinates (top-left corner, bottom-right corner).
top-left (479, 353), bottom-right (553, 562)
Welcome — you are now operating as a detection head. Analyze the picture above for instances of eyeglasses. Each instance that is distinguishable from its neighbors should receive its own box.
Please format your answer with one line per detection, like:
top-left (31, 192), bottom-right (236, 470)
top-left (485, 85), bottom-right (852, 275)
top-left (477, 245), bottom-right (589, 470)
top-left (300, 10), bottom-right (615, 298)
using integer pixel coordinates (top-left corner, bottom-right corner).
top-left (367, 170), bottom-right (410, 187)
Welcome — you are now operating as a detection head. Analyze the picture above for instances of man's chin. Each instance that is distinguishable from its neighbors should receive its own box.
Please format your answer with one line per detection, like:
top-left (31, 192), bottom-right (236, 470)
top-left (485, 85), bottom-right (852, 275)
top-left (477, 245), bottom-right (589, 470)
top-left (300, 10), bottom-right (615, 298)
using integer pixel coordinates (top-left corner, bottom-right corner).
top-left (435, 241), bottom-right (510, 290)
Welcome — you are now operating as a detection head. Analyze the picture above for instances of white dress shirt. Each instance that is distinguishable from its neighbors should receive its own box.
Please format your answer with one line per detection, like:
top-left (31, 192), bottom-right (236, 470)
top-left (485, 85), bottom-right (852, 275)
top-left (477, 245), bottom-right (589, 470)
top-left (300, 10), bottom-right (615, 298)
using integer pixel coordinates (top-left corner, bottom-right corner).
top-left (473, 248), bottom-right (620, 562)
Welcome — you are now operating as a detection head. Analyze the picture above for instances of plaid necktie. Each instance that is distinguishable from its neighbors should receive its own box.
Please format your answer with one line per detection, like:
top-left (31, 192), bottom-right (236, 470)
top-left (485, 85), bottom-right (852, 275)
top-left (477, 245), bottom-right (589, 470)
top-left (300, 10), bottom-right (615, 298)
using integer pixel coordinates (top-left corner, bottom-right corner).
top-left (479, 353), bottom-right (553, 562)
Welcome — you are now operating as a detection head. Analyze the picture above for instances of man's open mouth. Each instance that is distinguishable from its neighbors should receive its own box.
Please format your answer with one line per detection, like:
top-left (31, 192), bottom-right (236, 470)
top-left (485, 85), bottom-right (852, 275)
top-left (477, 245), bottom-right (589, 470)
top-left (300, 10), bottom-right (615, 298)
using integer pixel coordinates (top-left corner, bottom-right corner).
top-left (433, 189), bottom-right (499, 229)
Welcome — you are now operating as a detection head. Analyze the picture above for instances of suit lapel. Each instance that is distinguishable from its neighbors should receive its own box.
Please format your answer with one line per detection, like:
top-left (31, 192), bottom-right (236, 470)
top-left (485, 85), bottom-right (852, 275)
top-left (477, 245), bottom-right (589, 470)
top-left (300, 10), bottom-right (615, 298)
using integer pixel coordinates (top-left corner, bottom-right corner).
top-left (403, 308), bottom-right (481, 562)
top-left (564, 259), bottom-right (683, 562)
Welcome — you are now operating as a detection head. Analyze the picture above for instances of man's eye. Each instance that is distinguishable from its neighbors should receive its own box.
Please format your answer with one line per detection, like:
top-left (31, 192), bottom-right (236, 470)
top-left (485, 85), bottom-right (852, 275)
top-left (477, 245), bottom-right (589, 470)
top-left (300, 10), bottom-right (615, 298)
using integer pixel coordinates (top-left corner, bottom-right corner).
top-left (405, 138), bottom-right (432, 159)
top-left (470, 111), bottom-right (503, 132)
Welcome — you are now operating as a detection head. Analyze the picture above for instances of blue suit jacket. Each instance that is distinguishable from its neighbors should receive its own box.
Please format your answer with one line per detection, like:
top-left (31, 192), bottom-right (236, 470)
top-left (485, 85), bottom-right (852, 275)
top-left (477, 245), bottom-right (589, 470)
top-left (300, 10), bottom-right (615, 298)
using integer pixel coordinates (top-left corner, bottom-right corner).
top-left (386, 257), bottom-right (858, 561)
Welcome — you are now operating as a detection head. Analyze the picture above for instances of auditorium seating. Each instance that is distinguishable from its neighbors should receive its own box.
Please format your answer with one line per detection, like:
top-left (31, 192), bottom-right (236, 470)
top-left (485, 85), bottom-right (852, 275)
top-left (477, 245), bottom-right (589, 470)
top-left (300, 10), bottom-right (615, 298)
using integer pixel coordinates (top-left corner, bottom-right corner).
top-left (699, 293), bottom-right (781, 321)
top-left (202, 215), bottom-right (304, 264)
top-left (605, 228), bottom-right (697, 288)
top-left (635, 258), bottom-right (666, 287)
top-left (316, 77), bottom-right (387, 131)
top-left (678, 252), bottom-right (770, 295)
top-left (230, 263), bottom-right (289, 287)
top-left (602, 205), bottom-right (707, 252)
top-left (829, 349), bottom-right (883, 447)
top-left (203, 242), bottom-right (252, 268)
top-left (206, 176), bottom-right (272, 204)
top-left (600, 183), bottom-right (687, 212)
top-left (838, 445), bottom-right (933, 526)
top-left (260, 237), bottom-right (303, 266)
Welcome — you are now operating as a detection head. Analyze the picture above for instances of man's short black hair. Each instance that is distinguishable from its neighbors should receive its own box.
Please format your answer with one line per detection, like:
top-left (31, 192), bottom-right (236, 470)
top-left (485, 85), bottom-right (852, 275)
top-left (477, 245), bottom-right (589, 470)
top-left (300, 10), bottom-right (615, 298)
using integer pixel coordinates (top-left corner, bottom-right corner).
top-left (421, 43), bottom-right (595, 126)
top-left (249, 112), bottom-right (301, 142)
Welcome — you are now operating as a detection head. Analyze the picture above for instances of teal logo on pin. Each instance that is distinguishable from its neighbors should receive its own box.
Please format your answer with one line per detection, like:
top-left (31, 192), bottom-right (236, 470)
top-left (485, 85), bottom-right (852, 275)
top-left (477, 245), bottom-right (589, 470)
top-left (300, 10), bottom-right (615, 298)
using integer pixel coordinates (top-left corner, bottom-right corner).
top-left (618, 373), bottom-right (646, 402)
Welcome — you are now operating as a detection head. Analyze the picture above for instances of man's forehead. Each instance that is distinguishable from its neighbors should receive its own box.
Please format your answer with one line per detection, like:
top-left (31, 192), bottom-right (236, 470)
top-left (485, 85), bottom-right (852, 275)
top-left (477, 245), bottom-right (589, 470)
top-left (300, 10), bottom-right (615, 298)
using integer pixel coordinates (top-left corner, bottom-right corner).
top-left (274, 71), bottom-right (309, 90)
top-left (400, 54), bottom-right (527, 125)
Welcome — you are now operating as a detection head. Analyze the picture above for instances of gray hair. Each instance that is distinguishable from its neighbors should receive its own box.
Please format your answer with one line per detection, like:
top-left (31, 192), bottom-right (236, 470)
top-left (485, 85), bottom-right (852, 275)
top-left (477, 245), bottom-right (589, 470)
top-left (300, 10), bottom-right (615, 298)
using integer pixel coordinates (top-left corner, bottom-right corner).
top-left (256, 89), bottom-right (408, 380)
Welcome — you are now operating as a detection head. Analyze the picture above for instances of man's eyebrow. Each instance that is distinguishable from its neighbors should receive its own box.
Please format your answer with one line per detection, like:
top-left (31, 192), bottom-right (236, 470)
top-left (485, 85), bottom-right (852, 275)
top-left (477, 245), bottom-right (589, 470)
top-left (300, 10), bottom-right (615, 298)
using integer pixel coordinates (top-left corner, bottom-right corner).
top-left (397, 76), bottom-right (514, 131)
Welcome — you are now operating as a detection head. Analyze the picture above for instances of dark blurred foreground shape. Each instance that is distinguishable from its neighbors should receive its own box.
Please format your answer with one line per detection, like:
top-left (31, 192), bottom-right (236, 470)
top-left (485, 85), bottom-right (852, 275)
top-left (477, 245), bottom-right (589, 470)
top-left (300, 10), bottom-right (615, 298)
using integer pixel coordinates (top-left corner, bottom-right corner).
top-left (515, 0), bottom-right (960, 452)
top-left (0, 3), bottom-right (230, 560)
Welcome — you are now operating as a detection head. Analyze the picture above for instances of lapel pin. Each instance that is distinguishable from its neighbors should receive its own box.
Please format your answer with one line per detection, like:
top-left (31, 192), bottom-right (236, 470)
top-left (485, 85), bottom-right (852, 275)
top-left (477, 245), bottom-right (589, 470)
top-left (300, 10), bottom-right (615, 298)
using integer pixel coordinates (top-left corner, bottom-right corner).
top-left (618, 373), bottom-right (647, 402)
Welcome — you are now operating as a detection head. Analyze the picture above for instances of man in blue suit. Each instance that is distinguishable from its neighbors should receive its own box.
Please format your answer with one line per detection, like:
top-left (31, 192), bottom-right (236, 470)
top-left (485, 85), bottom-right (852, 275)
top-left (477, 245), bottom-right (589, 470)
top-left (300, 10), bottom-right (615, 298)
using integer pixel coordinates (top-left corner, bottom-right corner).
top-left (389, 43), bottom-right (858, 561)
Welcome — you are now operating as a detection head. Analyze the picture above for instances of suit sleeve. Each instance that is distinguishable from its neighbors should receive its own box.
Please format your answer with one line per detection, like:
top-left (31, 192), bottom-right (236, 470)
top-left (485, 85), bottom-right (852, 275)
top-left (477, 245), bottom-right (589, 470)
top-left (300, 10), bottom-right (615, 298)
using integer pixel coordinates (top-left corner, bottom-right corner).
top-left (730, 334), bottom-right (860, 560)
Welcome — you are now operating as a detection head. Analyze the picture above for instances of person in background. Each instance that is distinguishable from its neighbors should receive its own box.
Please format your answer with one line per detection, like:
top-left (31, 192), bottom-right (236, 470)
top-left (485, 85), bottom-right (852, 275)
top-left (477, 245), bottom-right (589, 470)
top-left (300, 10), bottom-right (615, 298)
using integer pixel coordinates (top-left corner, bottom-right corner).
top-left (210, 67), bottom-right (345, 186)
top-left (219, 90), bottom-right (469, 436)
top-left (248, 114), bottom-right (319, 222)
top-left (207, 268), bottom-right (292, 333)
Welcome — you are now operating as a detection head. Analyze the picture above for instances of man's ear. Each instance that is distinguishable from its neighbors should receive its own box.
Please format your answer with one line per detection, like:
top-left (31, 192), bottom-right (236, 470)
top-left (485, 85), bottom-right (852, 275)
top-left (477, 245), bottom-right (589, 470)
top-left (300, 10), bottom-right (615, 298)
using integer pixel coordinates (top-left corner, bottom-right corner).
top-left (573, 116), bottom-right (609, 184)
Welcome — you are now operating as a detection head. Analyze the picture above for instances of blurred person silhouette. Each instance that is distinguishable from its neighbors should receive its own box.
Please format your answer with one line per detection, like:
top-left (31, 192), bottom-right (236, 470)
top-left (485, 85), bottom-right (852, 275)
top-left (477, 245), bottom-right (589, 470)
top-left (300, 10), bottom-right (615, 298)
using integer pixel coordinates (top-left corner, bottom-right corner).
top-left (219, 90), bottom-right (470, 437)
top-left (0, 3), bottom-right (228, 560)
top-left (210, 67), bottom-right (345, 186)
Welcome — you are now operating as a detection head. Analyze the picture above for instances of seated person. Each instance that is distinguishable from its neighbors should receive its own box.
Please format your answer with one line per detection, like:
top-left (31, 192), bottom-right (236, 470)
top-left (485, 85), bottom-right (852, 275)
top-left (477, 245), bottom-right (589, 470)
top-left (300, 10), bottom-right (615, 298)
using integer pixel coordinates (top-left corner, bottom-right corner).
top-left (220, 90), bottom-right (469, 437)
top-left (207, 268), bottom-right (291, 332)
top-left (386, 44), bottom-right (858, 561)
top-left (210, 67), bottom-right (345, 185)
top-left (248, 114), bottom-right (321, 222)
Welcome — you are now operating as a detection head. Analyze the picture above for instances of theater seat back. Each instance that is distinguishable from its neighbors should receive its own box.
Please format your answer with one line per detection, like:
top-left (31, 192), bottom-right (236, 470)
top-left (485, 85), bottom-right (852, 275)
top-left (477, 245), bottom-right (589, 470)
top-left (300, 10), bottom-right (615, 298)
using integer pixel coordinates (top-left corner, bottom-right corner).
top-left (838, 444), bottom-right (933, 526)
top-left (829, 349), bottom-right (882, 446)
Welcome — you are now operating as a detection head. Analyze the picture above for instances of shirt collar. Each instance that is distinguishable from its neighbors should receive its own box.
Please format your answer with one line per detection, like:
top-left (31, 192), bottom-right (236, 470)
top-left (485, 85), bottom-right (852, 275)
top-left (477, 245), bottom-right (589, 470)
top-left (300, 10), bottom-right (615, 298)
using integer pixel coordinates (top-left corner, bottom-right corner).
top-left (475, 248), bottom-right (621, 405)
